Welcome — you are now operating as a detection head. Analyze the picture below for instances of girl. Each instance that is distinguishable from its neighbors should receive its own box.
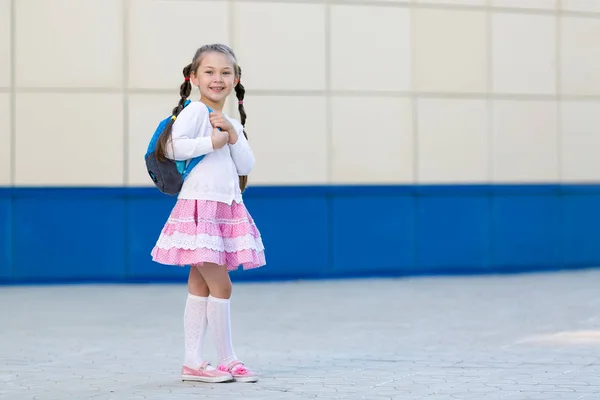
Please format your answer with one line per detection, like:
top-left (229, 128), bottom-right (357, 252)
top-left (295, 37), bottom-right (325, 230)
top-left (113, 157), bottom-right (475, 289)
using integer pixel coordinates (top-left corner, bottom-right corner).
top-left (150, 44), bottom-right (266, 384)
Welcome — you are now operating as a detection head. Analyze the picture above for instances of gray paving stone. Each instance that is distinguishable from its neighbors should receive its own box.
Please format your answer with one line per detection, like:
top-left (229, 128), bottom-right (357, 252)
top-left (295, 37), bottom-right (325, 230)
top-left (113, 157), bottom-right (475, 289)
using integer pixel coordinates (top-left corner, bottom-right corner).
top-left (1, 269), bottom-right (600, 400)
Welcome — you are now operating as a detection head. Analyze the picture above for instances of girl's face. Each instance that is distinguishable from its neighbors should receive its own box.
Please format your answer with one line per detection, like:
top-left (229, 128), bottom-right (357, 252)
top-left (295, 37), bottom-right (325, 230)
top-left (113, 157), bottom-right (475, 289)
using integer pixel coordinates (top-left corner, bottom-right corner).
top-left (191, 52), bottom-right (238, 105)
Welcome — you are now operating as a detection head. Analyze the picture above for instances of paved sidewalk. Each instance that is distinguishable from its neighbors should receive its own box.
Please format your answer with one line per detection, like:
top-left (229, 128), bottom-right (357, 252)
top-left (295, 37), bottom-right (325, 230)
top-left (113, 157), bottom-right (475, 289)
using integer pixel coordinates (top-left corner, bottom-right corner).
top-left (1, 269), bottom-right (600, 399)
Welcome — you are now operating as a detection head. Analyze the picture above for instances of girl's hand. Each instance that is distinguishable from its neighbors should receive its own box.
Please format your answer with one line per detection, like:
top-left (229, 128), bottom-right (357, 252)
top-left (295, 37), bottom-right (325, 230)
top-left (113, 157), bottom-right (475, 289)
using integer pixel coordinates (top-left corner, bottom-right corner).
top-left (211, 128), bottom-right (229, 149)
top-left (228, 129), bottom-right (239, 145)
top-left (209, 112), bottom-right (234, 133)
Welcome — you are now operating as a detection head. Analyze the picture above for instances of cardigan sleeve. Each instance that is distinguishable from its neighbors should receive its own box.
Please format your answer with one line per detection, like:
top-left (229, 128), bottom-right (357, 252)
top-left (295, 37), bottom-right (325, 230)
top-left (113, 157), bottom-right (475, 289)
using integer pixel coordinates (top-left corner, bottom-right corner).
top-left (228, 120), bottom-right (255, 175)
top-left (165, 103), bottom-right (213, 161)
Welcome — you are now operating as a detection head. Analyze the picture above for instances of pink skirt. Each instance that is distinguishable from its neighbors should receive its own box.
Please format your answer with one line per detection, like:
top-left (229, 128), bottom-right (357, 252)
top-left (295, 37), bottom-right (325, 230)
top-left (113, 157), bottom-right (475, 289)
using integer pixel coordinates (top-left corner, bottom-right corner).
top-left (151, 199), bottom-right (266, 271)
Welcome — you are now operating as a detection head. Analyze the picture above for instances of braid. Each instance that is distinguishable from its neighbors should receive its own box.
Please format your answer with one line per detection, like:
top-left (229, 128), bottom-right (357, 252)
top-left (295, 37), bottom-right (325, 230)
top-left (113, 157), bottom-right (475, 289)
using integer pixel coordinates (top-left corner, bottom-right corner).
top-left (155, 63), bottom-right (193, 161)
top-left (235, 66), bottom-right (249, 192)
top-left (234, 70), bottom-right (247, 138)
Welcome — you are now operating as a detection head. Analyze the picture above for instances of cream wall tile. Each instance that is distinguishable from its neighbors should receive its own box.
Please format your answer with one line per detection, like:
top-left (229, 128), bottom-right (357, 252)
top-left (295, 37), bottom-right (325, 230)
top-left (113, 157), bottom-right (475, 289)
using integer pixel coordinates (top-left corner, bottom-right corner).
top-left (350, 0), bottom-right (408, 2)
top-left (413, 9), bottom-right (488, 93)
top-left (415, 0), bottom-right (487, 6)
top-left (331, 97), bottom-right (413, 184)
top-left (331, 5), bottom-right (410, 92)
top-left (225, 92), bottom-right (239, 118)
top-left (562, 0), bottom-right (600, 12)
top-left (492, 0), bottom-right (556, 10)
top-left (0, 0), bottom-right (10, 88)
top-left (561, 101), bottom-right (600, 182)
top-left (234, 2), bottom-right (326, 91)
top-left (561, 17), bottom-right (600, 96)
top-left (0, 94), bottom-right (10, 185)
top-left (128, 0), bottom-right (230, 90)
top-left (15, 0), bottom-right (122, 88)
top-left (242, 96), bottom-right (327, 185)
top-left (15, 94), bottom-right (123, 186)
top-left (418, 99), bottom-right (488, 183)
top-left (492, 100), bottom-right (558, 182)
top-left (492, 13), bottom-right (556, 94)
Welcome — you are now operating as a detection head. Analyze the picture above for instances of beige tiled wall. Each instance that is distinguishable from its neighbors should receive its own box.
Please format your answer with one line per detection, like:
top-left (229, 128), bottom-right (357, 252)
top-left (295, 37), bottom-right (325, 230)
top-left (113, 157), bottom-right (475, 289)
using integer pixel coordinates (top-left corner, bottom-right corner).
top-left (331, 5), bottom-right (411, 92)
top-left (15, 93), bottom-right (124, 185)
top-left (492, 13), bottom-right (557, 94)
top-left (413, 8), bottom-right (488, 93)
top-left (1, 0), bottom-right (599, 187)
top-left (418, 0), bottom-right (487, 5)
top-left (234, 2), bottom-right (327, 92)
top-left (560, 101), bottom-right (600, 181)
top-left (417, 99), bottom-right (488, 183)
top-left (331, 97), bottom-right (413, 183)
top-left (492, 0), bottom-right (557, 9)
top-left (242, 96), bottom-right (328, 184)
top-left (492, 100), bottom-right (559, 182)
top-left (0, 0), bottom-right (10, 89)
top-left (560, 16), bottom-right (600, 95)
top-left (15, 0), bottom-right (123, 89)
top-left (562, 0), bottom-right (600, 12)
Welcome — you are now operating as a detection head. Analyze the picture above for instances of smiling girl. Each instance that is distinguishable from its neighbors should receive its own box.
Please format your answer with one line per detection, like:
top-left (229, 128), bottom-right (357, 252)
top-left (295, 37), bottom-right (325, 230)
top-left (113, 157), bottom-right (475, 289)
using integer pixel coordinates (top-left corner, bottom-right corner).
top-left (151, 44), bottom-right (266, 384)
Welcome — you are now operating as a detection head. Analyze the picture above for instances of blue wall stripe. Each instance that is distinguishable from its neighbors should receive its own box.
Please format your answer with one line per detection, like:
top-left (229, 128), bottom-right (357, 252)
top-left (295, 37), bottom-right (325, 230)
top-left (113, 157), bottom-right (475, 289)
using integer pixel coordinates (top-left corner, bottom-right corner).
top-left (331, 195), bottom-right (415, 275)
top-left (491, 194), bottom-right (562, 270)
top-left (0, 197), bottom-right (11, 280)
top-left (562, 194), bottom-right (600, 266)
top-left (0, 184), bottom-right (598, 284)
top-left (417, 195), bottom-right (490, 273)
top-left (0, 183), bottom-right (576, 198)
top-left (12, 197), bottom-right (127, 281)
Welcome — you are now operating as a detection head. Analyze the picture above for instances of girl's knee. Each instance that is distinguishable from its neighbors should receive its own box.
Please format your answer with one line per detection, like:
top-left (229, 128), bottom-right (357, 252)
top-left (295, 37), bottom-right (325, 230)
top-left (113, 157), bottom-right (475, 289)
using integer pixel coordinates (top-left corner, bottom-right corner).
top-left (197, 263), bottom-right (232, 298)
top-left (212, 280), bottom-right (232, 299)
top-left (224, 280), bottom-right (233, 297)
top-left (188, 280), bottom-right (209, 296)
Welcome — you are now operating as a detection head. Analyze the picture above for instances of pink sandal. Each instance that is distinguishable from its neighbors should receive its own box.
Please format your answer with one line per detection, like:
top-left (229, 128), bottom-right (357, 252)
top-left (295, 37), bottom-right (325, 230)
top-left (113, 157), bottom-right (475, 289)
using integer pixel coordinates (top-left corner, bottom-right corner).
top-left (218, 360), bottom-right (258, 383)
top-left (182, 361), bottom-right (233, 383)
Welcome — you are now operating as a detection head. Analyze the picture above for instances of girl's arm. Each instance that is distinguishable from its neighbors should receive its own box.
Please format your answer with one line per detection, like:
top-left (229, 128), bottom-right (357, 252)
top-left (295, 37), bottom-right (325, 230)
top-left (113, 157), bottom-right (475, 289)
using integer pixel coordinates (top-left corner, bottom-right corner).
top-left (165, 103), bottom-right (213, 161)
top-left (228, 123), bottom-right (255, 175)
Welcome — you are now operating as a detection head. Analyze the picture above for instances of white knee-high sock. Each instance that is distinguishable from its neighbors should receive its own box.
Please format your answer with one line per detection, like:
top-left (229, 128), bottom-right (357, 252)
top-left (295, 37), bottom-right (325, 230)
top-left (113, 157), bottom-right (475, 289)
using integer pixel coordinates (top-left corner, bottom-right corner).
top-left (183, 293), bottom-right (209, 369)
top-left (207, 295), bottom-right (238, 366)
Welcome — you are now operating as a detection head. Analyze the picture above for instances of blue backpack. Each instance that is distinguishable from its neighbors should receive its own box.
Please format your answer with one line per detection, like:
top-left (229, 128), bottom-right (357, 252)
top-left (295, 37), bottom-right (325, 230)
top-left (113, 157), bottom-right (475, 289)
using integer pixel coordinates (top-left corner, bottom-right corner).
top-left (145, 100), bottom-right (213, 195)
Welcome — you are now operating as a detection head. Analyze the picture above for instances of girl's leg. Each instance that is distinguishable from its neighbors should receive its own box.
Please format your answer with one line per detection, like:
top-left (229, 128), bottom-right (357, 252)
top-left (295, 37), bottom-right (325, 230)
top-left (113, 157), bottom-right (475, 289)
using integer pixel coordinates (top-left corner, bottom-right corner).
top-left (197, 263), bottom-right (236, 364)
top-left (199, 263), bottom-right (258, 382)
top-left (181, 266), bottom-right (233, 382)
top-left (188, 264), bottom-right (210, 297)
top-left (183, 266), bottom-right (209, 369)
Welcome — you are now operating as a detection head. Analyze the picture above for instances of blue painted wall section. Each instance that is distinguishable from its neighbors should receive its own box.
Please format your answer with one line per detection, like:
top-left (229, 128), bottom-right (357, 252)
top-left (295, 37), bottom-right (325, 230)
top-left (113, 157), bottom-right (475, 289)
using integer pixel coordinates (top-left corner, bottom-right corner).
top-left (0, 197), bottom-right (11, 281)
top-left (0, 185), bottom-right (598, 284)
top-left (332, 194), bottom-right (415, 276)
